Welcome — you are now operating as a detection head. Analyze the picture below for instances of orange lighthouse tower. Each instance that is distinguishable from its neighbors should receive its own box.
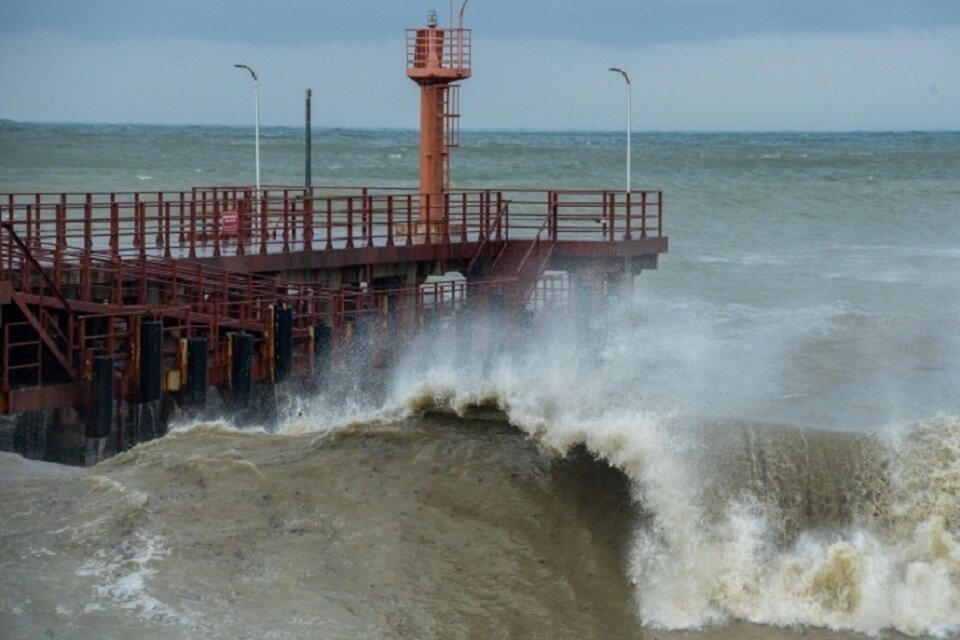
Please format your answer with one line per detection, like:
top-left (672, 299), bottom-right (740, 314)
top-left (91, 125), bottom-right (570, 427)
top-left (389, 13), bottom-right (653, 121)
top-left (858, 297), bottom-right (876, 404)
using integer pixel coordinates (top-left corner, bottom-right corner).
top-left (406, 3), bottom-right (472, 227)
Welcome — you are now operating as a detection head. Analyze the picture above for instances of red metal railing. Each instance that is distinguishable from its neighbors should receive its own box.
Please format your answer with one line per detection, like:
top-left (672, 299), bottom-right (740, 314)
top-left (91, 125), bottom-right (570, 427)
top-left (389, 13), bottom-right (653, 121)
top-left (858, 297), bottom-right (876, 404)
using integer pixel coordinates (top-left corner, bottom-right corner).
top-left (406, 28), bottom-right (472, 73)
top-left (1, 187), bottom-right (662, 268)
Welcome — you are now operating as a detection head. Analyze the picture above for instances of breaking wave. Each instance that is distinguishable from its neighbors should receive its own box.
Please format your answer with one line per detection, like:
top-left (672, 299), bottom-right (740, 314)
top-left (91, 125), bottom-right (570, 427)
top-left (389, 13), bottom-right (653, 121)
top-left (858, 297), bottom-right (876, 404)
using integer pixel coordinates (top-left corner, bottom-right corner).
top-left (389, 365), bottom-right (960, 637)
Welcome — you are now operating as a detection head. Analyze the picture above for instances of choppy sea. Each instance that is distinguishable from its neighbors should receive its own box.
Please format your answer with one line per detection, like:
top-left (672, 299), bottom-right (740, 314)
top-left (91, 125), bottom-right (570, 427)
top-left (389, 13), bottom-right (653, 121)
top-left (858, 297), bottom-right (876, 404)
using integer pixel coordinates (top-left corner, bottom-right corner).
top-left (1, 123), bottom-right (959, 638)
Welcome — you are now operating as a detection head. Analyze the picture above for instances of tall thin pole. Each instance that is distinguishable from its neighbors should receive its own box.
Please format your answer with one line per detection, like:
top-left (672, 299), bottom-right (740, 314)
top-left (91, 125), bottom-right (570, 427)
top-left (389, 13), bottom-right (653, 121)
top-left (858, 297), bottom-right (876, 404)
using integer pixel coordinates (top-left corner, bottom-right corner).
top-left (254, 79), bottom-right (260, 195)
top-left (305, 89), bottom-right (312, 189)
top-left (609, 67), bottom-right (631, 193)
top-left (234, 64), bottom-right (261, 196)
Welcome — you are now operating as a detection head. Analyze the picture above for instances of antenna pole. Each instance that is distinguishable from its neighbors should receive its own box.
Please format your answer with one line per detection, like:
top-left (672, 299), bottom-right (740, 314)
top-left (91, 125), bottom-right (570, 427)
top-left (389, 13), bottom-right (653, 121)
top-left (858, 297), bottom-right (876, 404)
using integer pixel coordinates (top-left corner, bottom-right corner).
top-left (305, 89), bottom-right (312, 190)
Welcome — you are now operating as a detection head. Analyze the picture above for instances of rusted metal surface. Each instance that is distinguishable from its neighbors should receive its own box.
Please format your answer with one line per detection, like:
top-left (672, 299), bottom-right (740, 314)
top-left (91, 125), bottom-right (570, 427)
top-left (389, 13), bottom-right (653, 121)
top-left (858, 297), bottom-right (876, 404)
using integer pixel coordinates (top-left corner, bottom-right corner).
top-left (4, 382), bottom-right (88, 415)
top-left (407, 7), bottom-right (472, 215)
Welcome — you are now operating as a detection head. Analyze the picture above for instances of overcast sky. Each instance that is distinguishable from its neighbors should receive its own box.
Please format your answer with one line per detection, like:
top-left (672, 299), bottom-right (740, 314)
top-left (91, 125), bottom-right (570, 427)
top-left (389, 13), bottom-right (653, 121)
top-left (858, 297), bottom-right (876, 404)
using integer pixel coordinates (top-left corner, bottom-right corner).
top-left (1, 0), bottom-right (958, 130)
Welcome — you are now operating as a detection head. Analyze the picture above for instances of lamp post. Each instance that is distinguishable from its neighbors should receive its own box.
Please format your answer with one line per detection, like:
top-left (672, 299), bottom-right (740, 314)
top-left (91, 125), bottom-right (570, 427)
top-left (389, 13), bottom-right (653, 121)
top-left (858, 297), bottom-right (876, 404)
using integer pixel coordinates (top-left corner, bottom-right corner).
top-left (234, 64), bottom-right (261, 196)
top-left (608, 67), bottom-right (631, 194)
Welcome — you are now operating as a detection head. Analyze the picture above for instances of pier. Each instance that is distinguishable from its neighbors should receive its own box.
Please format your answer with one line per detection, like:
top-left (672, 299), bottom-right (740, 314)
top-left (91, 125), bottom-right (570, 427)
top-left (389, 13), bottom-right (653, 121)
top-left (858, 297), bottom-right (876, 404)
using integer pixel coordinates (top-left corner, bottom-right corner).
top-left (0, 7), bottom-right (668, 463)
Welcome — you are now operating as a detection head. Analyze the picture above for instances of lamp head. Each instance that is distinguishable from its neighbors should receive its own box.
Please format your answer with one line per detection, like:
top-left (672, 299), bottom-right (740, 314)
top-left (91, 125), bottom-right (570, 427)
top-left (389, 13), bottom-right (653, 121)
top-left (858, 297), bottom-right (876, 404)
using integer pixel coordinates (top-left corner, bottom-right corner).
top-left (608, 67), bottom-right (630, 84)
top-left (234, 64), bottom-right (258, 82)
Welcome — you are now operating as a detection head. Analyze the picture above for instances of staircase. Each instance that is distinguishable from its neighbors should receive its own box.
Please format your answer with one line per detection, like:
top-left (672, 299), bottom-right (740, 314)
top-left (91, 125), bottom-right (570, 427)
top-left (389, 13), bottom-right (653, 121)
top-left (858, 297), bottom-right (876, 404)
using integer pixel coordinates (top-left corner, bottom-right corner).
top-left (1, 223), bottom-right (80, 382)
top-left (471, 238), bottom-right (555, 303)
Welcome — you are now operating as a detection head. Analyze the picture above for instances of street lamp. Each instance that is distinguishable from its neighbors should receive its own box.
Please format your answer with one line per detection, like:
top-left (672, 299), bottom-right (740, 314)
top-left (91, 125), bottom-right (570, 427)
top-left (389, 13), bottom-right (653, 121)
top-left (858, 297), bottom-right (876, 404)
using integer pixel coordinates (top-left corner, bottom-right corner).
top-left (608, 67), bottom-right (631, 194)
top-left (234, 64), bottom-right (261, 196)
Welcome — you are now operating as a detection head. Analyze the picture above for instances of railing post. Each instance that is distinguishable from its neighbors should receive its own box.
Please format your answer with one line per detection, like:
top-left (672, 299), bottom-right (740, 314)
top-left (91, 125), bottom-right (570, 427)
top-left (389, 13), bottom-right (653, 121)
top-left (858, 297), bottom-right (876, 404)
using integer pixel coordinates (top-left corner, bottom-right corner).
top-left (503, 194), bottom-right (509, 241)
top-left (478, 191), bottom-right (486, 241)
top-left (178, 192), bottom-right (187, 247)
top-left (188, 194), bottom-right (197, 258)
top-left (326, 198), bottom-right (333, 250)
top-left (133, 192), bottom-right (142, 248)
top-left (283, 192), bottom-right (291, 252)
top-left (442, 192), bottom-right (451, 244)
top-left (110, 195), bottom-right (119, 258)
top-left (346, 198), bottom-right (355, 249)
top-left (56, 199), bottom-right (67, 254)
top-left (236, 197), bottom-right (246, 257)
top-left (34, 194), bottom-right (42, 245)
top-left (549, 191), bottom-right (558, 241)
top-left (212, 197), bottom-right (221, 257)
top-left (138, 247), bottom-right (147, 304)
top-left (24, 203), bottom-right (32, 247)
top-left (303, 194), bottom-right (314, 252)
top-left (608, 191), bottom-right (616, 241)
top-left (164, 201), bottom-right (172, 258)
top-left (54, 201), bottom-right (66, 283)
top-left (405, 195), bottom-right (413, 245)
top-left (138, 203), bottom-right (147, 262)
top-left (386, 195), bottom-right (395, 247)
top-left (639, 191), bottom-right (647, 239)
top-left (83, 193), bottom-right (93, 254)
top-left (460, 192), bottom-right (468, 243)
top-left (111, 255), bottom-right (121, 305)
top-left (603, 193), bottom-right (617, 240)
top-left (424, 193), bottom-right (432, 245)
top-left (364, 193), bottom-right (373, 249)
top-left (625, 191), bottom-right (633, 240)
top-left (200, 189), bottom-right (209, 248)
top-left (657, 191), bottom-right (662, 237)
top-left (260, 190), bottom-right (269, 255)
top-left (156, 192), bottom-right (165, 248)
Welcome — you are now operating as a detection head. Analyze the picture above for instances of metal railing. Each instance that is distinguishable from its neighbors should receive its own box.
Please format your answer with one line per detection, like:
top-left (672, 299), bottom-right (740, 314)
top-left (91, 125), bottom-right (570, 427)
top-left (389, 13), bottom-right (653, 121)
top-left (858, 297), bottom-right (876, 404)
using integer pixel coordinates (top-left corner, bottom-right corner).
top-left (406, 28), bottom-right (472, 72)
top-left (0, 187), bottom-right (662, 267)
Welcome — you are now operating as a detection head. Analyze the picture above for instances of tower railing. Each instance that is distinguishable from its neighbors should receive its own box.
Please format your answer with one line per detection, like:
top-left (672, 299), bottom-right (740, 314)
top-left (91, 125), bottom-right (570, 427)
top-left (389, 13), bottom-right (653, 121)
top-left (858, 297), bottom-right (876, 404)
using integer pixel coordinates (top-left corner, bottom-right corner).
top-left (406, 28), bottom-right (472, 73)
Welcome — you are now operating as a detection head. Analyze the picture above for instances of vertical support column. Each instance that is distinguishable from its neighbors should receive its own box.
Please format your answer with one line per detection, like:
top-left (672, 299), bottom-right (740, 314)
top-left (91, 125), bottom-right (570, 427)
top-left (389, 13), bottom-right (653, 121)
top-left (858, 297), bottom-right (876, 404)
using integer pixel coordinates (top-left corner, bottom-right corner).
top-left (274, 305), bottom-right (293, 383)
top-left (384, 292), bottom-right (400, 367)
top-left (231, 332), bottom-right (253, 409)
top-left (313, 324), bottom-right (332, 388)
top-left (139, 320), bottom-right (162, 404)
top-left (185, 337), bottom-right (207, 407)
top-left (87, 356), bottom-right (114, 439)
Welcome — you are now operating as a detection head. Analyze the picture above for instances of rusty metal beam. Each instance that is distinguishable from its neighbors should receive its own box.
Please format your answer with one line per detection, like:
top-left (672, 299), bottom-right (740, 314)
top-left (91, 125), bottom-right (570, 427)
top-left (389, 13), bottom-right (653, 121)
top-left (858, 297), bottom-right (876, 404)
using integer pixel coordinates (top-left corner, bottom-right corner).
top-left (4, 382), bottom-right (88, 414)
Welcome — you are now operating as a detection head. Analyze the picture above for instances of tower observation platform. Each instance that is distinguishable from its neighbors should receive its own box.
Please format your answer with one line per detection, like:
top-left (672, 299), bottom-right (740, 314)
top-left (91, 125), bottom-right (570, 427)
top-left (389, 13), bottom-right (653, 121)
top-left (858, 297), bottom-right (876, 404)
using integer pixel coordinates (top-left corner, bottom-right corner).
top-left (0, 5), bottom-right (667, 463)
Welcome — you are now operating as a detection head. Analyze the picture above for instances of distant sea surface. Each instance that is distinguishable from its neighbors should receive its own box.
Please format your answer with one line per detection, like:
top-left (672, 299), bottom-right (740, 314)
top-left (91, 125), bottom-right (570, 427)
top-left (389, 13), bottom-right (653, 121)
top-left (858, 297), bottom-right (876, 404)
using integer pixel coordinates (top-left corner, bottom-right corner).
top-left (1, 122), bottom-right (959, 638)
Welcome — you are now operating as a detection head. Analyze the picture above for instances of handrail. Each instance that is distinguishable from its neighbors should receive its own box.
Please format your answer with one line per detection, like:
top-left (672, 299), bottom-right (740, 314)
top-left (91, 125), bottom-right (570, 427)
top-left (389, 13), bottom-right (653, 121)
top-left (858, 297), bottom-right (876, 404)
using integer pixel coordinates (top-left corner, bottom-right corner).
top-left (466, 198), bottom-right (510, 274)
top-left (515, 211), bottom-right (554, 277)
top-left (1, 222), bottom-right (75, 315)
